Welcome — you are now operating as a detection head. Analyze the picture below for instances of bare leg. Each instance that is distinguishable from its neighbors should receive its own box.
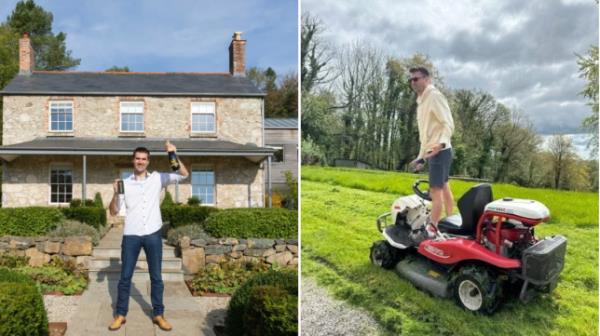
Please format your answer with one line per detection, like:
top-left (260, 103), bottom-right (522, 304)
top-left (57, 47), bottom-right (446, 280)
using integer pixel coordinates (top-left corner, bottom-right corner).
top-left (430, 187), bottom-right (443, 227)
top-left (442, 182), bottom-right (454, 216)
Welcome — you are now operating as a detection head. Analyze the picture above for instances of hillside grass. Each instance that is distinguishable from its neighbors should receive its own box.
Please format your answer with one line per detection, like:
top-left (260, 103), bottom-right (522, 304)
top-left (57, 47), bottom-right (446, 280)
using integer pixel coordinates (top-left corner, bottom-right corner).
top-left (301, 166), bottom-right (598, 336)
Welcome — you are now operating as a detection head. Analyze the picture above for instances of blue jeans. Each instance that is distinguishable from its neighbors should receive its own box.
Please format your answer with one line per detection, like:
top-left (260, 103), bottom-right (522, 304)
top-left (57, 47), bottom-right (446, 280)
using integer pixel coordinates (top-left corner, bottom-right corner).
top-left (116, 229), bottom-right (164, 317)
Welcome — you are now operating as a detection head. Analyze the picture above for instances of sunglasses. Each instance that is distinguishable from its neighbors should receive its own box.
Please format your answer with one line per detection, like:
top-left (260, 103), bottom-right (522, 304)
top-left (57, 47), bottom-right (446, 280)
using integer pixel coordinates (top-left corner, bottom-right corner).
top-left (409, 76), bottom-right (423, 83)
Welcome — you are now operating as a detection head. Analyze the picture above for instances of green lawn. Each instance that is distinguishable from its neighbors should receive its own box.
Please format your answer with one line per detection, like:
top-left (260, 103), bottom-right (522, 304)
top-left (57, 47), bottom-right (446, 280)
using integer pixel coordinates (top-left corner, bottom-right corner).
top-left (301, 166), bottom-right (598, 336)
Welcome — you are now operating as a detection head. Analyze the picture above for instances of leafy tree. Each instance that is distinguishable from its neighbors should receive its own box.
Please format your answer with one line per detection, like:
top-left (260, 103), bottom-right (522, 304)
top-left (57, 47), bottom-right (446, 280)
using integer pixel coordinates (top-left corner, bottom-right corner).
top-left (576, 45), bottom-right (598, 158)
top-left (105, 66), bottom-right (130, 72)
top-left (6, 0), bottom-right (80, 71)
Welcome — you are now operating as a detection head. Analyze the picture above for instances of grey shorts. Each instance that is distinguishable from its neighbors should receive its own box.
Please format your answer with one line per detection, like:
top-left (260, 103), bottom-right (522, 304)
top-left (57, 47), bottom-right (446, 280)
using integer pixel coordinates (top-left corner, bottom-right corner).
top-left (428, 148), bottom-right (453, 188)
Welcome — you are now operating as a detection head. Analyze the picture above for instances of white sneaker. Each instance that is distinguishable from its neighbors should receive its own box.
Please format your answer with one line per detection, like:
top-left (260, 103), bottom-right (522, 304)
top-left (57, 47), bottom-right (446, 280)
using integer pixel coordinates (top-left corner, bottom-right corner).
top-left (425, 224), bottom-right (438, 239)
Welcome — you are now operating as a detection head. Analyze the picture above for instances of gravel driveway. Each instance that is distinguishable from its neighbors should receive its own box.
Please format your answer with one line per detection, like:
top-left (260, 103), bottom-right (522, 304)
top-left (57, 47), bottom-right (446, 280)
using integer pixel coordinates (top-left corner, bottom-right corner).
top-left (301, 277), bottom-right (383, 336)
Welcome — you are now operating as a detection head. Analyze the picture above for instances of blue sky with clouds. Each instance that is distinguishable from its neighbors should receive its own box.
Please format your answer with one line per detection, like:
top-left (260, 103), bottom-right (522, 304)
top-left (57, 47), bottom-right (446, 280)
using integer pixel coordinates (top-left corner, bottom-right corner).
top-left (1, 0), bottom-right (298, 76)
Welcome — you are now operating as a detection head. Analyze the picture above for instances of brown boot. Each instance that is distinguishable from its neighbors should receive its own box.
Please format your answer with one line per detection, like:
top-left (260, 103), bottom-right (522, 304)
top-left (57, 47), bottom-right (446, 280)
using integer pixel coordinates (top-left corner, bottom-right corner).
top-left (108, 315), bottom-right (126, 331)
top-left (152, 315), bottom-right (172, 331)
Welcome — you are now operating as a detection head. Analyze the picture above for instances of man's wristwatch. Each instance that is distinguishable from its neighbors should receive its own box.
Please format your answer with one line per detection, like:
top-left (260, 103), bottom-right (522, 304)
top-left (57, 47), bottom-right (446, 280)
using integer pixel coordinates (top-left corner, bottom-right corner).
top-left (441, 143), bottom-right (446, 149)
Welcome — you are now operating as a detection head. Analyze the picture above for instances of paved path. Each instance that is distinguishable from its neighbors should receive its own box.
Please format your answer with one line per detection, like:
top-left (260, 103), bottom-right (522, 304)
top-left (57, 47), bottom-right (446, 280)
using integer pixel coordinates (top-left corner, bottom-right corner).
top-left (66, 226), bottom-right (229, 336)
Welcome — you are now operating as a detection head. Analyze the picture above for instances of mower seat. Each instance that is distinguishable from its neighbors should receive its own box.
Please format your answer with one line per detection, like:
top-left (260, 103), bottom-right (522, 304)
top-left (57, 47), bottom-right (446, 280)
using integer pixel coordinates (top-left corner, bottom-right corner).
top-left (438, 183), bottom-right (493, 236)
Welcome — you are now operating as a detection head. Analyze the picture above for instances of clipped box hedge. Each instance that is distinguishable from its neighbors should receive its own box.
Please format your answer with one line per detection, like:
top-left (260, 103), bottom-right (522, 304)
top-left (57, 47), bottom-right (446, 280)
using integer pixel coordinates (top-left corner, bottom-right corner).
top-left (60, 206), bottom-right (107, 230)
top-left (161, 205), bottom-right (218, 228)
top-left (226, 269), bottom-right (297, 336)
top-left (203, 208), bottom-right (297, 239)
top-left (0, 268), bottom-right (48, 336)
top-left (0, 207), bottom-right (64, 236)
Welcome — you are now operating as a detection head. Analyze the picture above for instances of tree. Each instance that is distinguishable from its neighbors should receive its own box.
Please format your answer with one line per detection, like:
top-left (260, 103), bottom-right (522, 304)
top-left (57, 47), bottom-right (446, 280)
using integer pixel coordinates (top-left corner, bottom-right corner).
top-left (6, 0), bottom-right (80, 71)
top-left (301, 13), bottom-right (332, 93)
top-left (548, 135), bottom-right (576, 189)
top-left (105, 66), bottom-right (130, 72)
top-left (576, 45), bottom-right (598, 158)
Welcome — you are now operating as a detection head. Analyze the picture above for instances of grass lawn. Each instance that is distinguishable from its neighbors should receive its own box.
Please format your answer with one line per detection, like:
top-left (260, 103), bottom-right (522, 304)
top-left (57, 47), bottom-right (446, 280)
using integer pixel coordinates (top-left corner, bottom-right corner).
top-left (301, 166), bottom-right (598, 336)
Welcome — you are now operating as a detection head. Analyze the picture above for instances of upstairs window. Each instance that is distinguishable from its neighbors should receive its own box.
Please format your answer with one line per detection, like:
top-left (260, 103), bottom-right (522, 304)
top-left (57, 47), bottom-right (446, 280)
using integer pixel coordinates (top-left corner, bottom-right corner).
top-left (49, 101), bottom-right (73, 132)
top-left (120, 102), bottom-right (144, 132)
top-left (191, 102), bottom-right (216, 133)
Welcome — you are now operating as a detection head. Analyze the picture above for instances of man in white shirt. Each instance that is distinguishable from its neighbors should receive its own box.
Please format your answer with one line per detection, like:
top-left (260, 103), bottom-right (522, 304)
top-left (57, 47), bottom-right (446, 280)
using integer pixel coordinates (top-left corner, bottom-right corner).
top-left (408, 67), bottom-right (455, 240)
top-left (108, 141), bottom-right (188, 331)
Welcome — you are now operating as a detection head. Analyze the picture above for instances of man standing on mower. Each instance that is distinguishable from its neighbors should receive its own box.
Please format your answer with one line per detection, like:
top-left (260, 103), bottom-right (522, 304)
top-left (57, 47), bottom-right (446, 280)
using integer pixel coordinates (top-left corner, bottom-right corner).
top-left (408, 67), bottom-right (455, 239)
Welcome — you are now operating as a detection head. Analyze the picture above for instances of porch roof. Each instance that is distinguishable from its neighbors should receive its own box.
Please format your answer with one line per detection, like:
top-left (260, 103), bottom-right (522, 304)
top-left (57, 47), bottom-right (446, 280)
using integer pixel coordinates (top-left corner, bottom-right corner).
top-left (0, 137), bottom-right (275, 163)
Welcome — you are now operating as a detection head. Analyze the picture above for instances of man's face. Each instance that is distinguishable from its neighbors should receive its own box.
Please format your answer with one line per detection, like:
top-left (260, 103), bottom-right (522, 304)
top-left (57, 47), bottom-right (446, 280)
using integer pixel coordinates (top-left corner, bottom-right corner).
top-left (132, 152), bottom-right (150, 174)
top-left (409, 72), bottom-right (429, 95)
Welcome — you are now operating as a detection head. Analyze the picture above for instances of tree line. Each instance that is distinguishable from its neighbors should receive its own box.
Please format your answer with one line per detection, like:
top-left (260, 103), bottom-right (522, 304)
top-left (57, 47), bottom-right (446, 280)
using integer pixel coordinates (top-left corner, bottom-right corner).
top-left (301, 13), bottom-right (598, 191)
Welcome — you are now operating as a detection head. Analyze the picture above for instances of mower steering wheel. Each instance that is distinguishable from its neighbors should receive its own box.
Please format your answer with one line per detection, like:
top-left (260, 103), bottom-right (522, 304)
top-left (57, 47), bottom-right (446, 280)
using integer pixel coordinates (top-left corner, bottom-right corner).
top-left (413, 180), bottom-right (432, 201)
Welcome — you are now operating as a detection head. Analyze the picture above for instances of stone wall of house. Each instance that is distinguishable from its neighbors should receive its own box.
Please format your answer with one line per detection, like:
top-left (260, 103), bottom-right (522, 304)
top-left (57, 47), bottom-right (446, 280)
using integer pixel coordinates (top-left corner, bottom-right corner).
top-left (0, 235), bottom-right (93, 267)
top-left (178, 235), bottom-right (298, 274)
top-left (3, 96), bottom-right (263, 146)
top-left (2, 155), bottom-right (263, 208)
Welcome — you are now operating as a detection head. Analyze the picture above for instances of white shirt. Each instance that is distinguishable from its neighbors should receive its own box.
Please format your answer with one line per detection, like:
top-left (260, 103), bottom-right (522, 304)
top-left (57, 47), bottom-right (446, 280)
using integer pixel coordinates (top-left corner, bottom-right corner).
top-left (118, 171), bottom-right (186, 236)
top-left (416, 84), bottom-right (455, 159)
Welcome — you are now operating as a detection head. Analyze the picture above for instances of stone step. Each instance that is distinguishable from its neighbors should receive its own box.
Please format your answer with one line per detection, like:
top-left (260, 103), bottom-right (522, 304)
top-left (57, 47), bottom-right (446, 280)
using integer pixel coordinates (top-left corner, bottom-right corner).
top-left (89, 257), bottom-right (182, 270)
top-left (88, 267), bottom-right (184, 282)
top-left (92, 246), bottom-right (177, 258)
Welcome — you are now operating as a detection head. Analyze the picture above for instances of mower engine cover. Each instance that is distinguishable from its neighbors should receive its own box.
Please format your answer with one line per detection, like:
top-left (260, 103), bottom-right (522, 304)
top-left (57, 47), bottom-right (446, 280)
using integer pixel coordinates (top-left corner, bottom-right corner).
top-left (484, 198), bottom-right (550, 222)
top-left (391, 195), bottom-right (429, 230)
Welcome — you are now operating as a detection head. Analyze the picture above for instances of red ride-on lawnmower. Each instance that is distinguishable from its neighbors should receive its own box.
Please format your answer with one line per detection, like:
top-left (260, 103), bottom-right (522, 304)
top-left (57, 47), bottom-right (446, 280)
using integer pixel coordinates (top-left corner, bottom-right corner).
top-left (370, 180), bottom-right (567, 314)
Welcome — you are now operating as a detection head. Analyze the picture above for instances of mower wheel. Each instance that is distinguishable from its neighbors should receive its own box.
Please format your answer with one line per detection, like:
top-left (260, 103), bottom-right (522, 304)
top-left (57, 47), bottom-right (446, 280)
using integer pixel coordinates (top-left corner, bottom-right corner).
top-left (452, 265), bottom-right (503, 314)
top-left (370, 240), bottom-right (400, 269)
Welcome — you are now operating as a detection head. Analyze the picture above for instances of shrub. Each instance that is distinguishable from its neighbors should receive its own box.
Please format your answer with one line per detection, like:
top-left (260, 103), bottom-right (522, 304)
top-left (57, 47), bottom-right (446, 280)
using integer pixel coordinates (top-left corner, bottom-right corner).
top-left (166, 224), bottom-right (211, 246)
top-left (226, 269), bottom-right (297, 336)
top-left (187, 196), bottom-right (201, 206)
top-left (0, 268), bottom-right (48, 336)
top-left (93, 192), bottom-right (104, 208)
top-left (69, 198), bottom-right (95, 207)
top-left (17, 264), bottom-right (87, 295)
top-left (47, 220), bottom-right (100, 245)
top-left (0, 255), bottom-right (29, 268)
top-left (161, 191), bottom-right (175, 207)
top-left (243, 285), bottom-right (298, 336)
top-left (204, 208), bottom-right (297, 239)
top-left (0, 207), bottom-right (64, 236)
top-left (190, 261), bottom-right (270, 295)
top-left (161, 205), bottom-right (218, 228)
top-left (283, 171), bottom-right (298, 210)
top-left (60, 207), bottom-right (106, 230)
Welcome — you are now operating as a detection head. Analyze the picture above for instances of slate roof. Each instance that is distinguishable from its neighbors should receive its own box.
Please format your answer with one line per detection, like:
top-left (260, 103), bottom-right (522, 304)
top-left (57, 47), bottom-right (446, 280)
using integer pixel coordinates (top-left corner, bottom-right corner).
top-left (264, 118), bottom-right (298, 129)
top-left (1, 72), bottom-right (265, 97)
top-left (0, 137), bottom-right (274, 156)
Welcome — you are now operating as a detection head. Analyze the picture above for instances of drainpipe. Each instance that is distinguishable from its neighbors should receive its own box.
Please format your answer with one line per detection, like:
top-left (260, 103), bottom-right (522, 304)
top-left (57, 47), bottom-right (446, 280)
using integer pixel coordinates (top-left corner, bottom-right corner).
top-left (267, 155), bottom-right (272, 208)
top-left (82, 155), bottom-right (87, 203)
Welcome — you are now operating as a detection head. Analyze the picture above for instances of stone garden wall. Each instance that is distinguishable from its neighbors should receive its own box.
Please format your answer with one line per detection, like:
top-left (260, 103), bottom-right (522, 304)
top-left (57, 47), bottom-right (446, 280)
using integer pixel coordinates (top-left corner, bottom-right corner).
top-left (179, 236), bottom-right (298, 274)
top-left (0, 235), bottom-right (93, 267)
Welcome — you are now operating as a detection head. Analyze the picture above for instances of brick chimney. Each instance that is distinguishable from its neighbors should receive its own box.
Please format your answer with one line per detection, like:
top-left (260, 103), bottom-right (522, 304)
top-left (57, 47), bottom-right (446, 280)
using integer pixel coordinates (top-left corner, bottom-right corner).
top-left (19, 33), bottom-right (34, 75)
top-left (229, 32), bottom-right (246, 77)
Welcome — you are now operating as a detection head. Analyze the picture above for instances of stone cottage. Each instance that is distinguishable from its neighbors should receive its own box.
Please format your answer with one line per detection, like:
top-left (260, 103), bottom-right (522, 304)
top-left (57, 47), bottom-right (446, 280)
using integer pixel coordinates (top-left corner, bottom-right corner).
top-left (0, 32), bottom-right (275, 209)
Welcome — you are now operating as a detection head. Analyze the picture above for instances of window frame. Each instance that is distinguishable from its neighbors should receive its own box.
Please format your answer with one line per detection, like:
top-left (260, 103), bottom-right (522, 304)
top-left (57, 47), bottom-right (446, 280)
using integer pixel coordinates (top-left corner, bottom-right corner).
top-left (48, 100), bottom-right (74, 133)
top-left (190, 166), bottom-right (216, 206)
top-left (48, 164), bottom-right (73, 205)
top-left (119, 101), bottom-right (145, 133)
top-left (190, 101), bottom-right (217, 134)
top-left (267, 144), bottom-right (285, 163)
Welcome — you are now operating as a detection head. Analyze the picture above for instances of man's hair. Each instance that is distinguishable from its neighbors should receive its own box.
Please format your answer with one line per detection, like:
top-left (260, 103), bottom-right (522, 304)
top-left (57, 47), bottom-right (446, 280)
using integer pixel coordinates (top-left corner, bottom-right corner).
top-left (132, 147), bottom-right (150, 158)
top-left (409, 67), bottom-right (430, 77)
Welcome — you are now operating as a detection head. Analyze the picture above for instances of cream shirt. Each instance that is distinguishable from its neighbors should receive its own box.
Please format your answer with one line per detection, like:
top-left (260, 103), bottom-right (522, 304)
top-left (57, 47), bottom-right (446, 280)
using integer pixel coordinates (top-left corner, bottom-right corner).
top-left (118, 171), bottom-right (187, 236)
top-left (416, 84), bottom-right (454, 159)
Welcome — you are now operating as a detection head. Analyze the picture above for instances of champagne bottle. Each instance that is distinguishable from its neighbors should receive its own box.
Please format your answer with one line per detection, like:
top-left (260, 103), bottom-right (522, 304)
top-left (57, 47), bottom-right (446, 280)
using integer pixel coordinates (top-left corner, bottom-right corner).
top-left (117, 180), bottom-right (124, 194)
top-left (168, 151), bottom-right (180, 171)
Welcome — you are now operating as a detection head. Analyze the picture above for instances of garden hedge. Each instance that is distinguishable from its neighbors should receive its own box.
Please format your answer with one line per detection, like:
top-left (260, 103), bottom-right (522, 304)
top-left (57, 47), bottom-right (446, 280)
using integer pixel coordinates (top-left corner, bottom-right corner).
top-left (161, 205), bottom-right (218, 228)
top-left (0, 268), bottom-right (48, 336)
top-left (0, 207), bottom-right (64, 236)
top-left (60, 206), bottom-right (106, 230)
top-left (226, 269), bottom-right (297, 336)
top-left (203, 208), bottom-right (297, 239)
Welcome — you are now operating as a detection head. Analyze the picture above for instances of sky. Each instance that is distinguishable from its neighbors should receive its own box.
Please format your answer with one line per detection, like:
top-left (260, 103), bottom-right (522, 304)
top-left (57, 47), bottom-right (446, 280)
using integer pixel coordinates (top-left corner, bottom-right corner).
top-left (302, 0), bottom-right (599, 135)
top-left (1, 0), bottom-right (298, 77)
